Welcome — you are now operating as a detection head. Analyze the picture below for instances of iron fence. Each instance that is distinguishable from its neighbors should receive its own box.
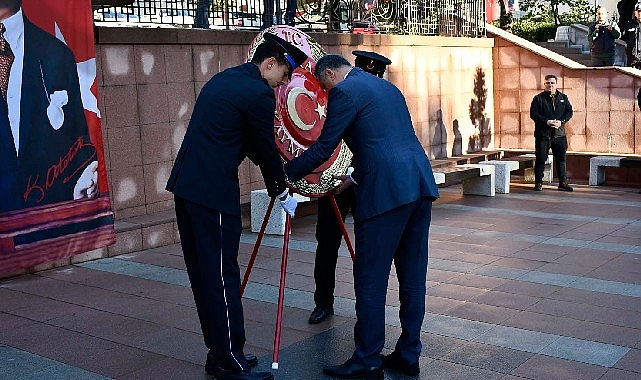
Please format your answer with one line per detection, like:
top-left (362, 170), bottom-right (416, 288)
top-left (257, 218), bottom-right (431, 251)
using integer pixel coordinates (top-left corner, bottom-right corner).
top-left (93, 0), bottom-right (485, 36)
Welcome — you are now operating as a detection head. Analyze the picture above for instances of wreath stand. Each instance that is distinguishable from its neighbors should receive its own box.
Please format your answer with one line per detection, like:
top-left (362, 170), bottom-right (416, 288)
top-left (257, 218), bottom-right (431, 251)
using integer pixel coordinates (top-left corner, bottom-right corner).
top-left (239, 191), bottom-right (355, 369)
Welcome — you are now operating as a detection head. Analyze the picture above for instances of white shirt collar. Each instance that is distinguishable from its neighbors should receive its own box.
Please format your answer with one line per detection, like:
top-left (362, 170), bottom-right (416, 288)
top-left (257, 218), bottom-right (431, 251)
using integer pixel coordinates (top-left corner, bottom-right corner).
top-left (2, 8), bottom-right (24, 49)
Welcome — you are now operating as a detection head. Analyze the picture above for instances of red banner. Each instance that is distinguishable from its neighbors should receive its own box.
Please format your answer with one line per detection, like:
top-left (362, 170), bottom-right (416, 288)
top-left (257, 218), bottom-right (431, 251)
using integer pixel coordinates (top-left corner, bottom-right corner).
top-left (0, 0), bottom-right (115, 275)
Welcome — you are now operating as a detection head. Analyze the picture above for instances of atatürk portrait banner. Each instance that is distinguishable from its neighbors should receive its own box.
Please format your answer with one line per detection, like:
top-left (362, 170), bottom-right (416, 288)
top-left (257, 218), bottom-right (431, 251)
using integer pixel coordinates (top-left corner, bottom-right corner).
top-left (0, 0), bottom-right (115, 275)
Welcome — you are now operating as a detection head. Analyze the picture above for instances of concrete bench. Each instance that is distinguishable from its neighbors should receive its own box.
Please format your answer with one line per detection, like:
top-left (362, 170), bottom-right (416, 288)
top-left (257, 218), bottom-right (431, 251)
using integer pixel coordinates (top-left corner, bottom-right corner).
top-left (478, 160), bottom-right (519, 194)
top-left (433, 164), bottom-right (495, 196)
top-left (500, 154), bottom-right (553, 183)
top-left (589, 156), bottom-right (641, 185)
top-left (250, 189), bottom-right (310, 235)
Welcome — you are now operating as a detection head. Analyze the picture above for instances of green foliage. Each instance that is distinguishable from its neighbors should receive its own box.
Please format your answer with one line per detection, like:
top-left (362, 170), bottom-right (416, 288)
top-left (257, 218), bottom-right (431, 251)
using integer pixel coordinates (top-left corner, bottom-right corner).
top-left (558, 0), bottom-right (596, 25)
top-left (511, 19), bottom-right (557, 41)
top-left (511, 0), bottom-right (596, 41)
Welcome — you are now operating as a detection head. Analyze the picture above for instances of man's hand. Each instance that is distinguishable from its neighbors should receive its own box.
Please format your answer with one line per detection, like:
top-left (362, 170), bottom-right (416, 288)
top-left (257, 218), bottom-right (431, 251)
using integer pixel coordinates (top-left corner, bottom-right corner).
top-left (73, 161), bottom-right (98, 199)
top-left (332, 175), bottom-right (354, 195)
top-left (547, 120), bottom-right (561, 128)
top-left (278, 189), bottom-right (297, 217)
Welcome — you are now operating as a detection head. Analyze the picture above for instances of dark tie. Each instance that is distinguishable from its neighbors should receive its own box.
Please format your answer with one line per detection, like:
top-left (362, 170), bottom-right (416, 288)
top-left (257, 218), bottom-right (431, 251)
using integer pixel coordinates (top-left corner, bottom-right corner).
top-left (0, 23), bottom-right (13, 101)
top-left (0, 22), bottom-right (19, 212)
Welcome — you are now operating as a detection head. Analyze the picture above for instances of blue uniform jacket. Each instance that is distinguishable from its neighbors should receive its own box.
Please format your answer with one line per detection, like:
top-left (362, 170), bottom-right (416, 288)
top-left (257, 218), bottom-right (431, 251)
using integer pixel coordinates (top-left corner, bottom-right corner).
top-left (166, 63), bottom-right (286, 216)
top-left (285, 68), bottom-right (439, 222)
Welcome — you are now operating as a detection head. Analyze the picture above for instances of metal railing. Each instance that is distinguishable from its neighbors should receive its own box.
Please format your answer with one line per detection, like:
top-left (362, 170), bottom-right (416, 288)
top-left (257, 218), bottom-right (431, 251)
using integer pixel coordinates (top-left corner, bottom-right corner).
top-left (93, 0), bottom-right (485, 36)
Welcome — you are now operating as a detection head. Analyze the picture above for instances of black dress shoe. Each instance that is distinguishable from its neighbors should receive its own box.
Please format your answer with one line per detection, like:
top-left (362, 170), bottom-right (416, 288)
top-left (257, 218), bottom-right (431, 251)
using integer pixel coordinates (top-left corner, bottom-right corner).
top-left (382, 351), bottom-right (420, 376)
top-left (558, 182), bottom-right (574, 192)
top-left (308, 306), bottom-right (333, 324)
top-left (323, 358), bottom-right (383, 379)
top-left (210, 366), bottom-right (274, 380)
top-left (206, 354), bottom-right (259, 375)
top-left (245, 354), bottom-right (258, 367)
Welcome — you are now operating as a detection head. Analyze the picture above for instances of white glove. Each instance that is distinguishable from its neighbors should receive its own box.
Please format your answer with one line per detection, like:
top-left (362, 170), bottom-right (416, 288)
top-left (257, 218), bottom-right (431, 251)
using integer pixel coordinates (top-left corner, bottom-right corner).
top-left (278, 189), bottom-right (298, 218)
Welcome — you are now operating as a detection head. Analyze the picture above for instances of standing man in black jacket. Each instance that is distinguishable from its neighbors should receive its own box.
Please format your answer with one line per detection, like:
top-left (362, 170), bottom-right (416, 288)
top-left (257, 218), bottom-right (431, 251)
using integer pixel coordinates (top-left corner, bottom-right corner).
top-left (623, 3), bottom-right (641, 69)
top-left (588, 6), bottom-right (621, 66)
top-left (530, 74), bottom-right (574, 192)
top-left (166, 33), bottom-right (307, 380)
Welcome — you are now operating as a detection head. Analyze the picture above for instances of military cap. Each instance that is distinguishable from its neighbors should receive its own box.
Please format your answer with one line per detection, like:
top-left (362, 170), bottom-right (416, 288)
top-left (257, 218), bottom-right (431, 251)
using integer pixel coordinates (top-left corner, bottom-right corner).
top-left (352, 50), bottom-right (392, 77)
top-left (263, 32), bottom-right (309, 70)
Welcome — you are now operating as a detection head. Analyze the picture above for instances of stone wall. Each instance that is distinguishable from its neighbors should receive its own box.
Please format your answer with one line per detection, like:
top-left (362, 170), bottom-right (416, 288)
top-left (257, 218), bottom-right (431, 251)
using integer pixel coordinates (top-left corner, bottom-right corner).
top-left (95, 27), bottom-right (495, 222)
top-left (490, 24), bottom-right (641, 155)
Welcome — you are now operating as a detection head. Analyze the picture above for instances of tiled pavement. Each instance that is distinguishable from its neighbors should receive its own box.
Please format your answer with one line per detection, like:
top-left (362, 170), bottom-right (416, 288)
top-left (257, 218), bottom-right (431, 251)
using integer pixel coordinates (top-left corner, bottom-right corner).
top-left (1, 182), bottom-right (641, 379)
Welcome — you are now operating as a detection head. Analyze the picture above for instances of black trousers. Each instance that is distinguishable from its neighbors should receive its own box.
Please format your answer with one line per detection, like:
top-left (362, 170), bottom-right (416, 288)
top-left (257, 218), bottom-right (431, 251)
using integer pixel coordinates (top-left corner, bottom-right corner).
top-left (535, 135), bottom-right (568, 184)
top-left (313, 187), bottom-right (356, 308)
top-left (174, 196), bottom-right (250, 372)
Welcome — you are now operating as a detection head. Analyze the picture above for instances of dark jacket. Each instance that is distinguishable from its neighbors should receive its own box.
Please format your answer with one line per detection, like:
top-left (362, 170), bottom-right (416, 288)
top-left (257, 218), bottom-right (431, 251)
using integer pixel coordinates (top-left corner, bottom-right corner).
top-left (166, 62), bottom-right (286, 217)
top-left (285, 68), bottom-right (439, 222)
top-left (1, 16), bottom-right (92, 212)
top-left (588, 21), bottom-right (622, 58)
top-left (530, 90), bottom-right (573, 139)
top-left (623, 18), bottom-right (641, 66)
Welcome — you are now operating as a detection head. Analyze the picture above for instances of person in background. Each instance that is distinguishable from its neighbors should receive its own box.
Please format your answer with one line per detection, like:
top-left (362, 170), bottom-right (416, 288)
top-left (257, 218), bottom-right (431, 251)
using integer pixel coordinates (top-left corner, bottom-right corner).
top-left (308, 50), bottom-right (392, 325)
top-left (286, 54), bottom-right (439, 379)
top-left (623, 3), bottom-right (641, 69)
top-left (618, 0), bottom-right (636, 32)
top-left (193, 0), bottom-right (212, 28)
top-left (166, 33), bottom-right (307, 380)
top-left (588, 6), bottom-right (621, 66)
top-left (530, 74), bottom-right (574, 192)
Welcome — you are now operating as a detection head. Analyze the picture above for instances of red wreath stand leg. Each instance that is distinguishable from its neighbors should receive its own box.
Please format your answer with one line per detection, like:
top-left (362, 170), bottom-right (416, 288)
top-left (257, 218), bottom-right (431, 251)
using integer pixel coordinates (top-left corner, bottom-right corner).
top-left (239, 192), bottom-right (355, 369)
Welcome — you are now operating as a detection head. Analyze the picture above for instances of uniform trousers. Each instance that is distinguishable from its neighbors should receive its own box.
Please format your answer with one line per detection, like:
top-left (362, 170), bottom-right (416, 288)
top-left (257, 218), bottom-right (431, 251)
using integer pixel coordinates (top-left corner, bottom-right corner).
top-left (351, 197), bottom-right (432, 367)
top-left (313, 187), bottom-right (356, 308)
top-left (174, 196), bottom-right (250, 372)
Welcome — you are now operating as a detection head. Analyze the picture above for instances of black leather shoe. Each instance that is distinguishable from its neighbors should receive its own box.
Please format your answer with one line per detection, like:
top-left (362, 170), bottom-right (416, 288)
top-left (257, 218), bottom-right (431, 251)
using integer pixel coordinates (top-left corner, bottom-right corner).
top-left (323, 358), bottom-right (384, 379)
top-left (382, 351), bottom-right (420, 376)
top-left (206, 354), bottom-right (258, 375)
top-left (308, 306), bottom-right (333, 324)
top-left (210, 366), bottom-right (274, 380)
top-left (558, 182), bottom-right (574, 192)
top-left (534, 183), bottom-right (543, 191)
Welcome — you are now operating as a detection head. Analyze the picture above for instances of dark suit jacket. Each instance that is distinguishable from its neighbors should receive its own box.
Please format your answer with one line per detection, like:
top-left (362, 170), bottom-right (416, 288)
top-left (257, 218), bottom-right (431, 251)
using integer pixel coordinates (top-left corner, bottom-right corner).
top-left (166, 62), bottom-right (286, 217)
top-left (285, 68), bottom-right (439, 222)
top-left (0, 15), bottom-right (93, 213)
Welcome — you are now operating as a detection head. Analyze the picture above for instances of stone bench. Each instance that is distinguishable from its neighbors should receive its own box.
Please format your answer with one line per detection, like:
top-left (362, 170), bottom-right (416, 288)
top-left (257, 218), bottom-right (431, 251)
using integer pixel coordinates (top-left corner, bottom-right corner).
top-left (433, 164), bottom-right (495, 196)
top-left (478, 160), bottom-right (519, 194)
top-left (500, 154), bottom-right (553, 184)
top-left (250, 189), bottom-right (310, 235)
top-left (589, 156), bottom-right (641, 186)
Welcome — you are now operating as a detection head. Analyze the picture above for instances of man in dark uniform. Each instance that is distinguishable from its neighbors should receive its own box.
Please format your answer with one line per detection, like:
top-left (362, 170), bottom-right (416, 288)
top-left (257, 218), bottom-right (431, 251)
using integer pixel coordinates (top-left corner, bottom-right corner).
top-left (308, 50), bottom-right (392, 325)
top-left (286, 54), bottom-right (439, 379)
top-left (530, 74), bottom-right (574, 192)
top-left (165, 33), bottom-right (307, 380)
top-left (623, 3), bottom-right (641, 69)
